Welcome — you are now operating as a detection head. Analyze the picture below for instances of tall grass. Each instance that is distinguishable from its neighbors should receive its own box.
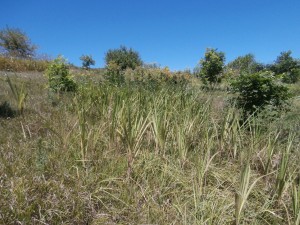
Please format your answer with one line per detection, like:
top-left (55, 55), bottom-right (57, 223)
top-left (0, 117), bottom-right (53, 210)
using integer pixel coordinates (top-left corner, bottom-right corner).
top-left (0, 74), bottom-right (299, 224)
top-left (0, 55), bottom-right (49, 72)
top-left (6, 76), bottom-right (28, 115)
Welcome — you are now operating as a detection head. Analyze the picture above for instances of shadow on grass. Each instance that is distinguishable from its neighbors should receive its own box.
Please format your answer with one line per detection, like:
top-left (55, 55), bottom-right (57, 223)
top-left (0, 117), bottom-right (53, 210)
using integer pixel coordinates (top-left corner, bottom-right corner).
top-left (0, 101), bottom-right (16, 118)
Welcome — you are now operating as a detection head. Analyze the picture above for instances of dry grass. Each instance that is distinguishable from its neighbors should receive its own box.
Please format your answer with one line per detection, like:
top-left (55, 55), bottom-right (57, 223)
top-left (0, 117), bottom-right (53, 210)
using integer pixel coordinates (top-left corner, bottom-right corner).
top-left (0, 56), bottom-right (49, 72)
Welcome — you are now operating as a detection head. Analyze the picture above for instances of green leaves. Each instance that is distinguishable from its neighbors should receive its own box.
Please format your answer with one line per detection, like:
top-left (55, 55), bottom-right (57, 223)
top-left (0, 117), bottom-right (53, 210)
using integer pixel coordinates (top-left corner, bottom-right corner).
top-left (231, 71), bottom-right (290, 117)
top-left (271, 51), bottom-right (300, 84)
top-left (45, 56), bottom-right (77, 92)
top-left (198, 48), bottom-right (225, 85)
top-left (105, 46), bottom-right (142, 71)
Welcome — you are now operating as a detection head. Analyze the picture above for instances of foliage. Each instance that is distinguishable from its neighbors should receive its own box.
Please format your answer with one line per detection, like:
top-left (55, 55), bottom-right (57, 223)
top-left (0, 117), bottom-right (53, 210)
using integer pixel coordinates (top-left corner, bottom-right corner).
top-left (271, 51), bottom-right (300, 83)
top-left (231, 71), bottom-right (290, 116)
top-left (45, 56), bottom-right (77, 92)
top-left (198, 48), bottom-right (225, 85)
top-left (281, 68), bottom-right (300, 84)
top-left (79, 54), bottom-right (95, 69)
top-left (105, 45), bottom-right (143, 71)
top-left (0, 27), bottom-right (37, 58)
top-left (104, 61), bottom-right (125, 86)
top-left (227, 54), bottom-right (264, 75)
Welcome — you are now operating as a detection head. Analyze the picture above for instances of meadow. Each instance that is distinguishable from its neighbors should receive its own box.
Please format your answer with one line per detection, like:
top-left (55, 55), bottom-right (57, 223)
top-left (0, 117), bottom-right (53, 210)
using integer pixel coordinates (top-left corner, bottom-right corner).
top-left (0, 64), bottom-right (300, 225)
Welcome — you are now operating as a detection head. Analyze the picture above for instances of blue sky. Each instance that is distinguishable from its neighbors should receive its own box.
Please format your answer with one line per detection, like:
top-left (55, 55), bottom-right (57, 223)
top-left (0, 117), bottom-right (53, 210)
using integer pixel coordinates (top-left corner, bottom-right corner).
top-left (1, 0), bottom-right (300, 70)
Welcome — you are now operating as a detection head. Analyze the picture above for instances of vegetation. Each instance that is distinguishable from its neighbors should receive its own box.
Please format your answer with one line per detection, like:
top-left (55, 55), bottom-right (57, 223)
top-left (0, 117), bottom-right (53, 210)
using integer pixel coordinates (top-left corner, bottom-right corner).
top-left (227, 53), bottom-right (264, 75)
top-left (231, 71), bottom-right (291, 117)
top-left (0, 55), bottom-right (49, 72)
top-left (0, 27), bottom-right (37, 58)
top-left (80, 54), bottom-right (95, 69)
top-left (45, 56), bottom-right (77, 92)
top-left (197, 48), bottom-right (225, 85)
top-left (0, 67), bottom-right (299, 224)
top-left (270, 51), bottom-right (300, 83)
top-left (105, 46), bottom-right (143, 71)
top-left (0, 27), bottom-right (300, 224)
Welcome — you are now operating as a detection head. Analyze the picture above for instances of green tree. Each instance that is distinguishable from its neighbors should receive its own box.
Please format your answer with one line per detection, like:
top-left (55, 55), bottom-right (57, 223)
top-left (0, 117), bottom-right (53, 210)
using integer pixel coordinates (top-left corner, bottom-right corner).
top-left (198, 48), bottom-right (225, 84)
top-left (79, 54), bottom-right (95, 69)
top-left (271, 51), bottom-right (300, 83)
top-left (227, 54), bottom-right (264, 75)
top-left (105, 46), bottom-right (142, 70)
top-left (231, 71), bottom-right (290, 116)
top-left (0, 27), bottom-right (37, 58)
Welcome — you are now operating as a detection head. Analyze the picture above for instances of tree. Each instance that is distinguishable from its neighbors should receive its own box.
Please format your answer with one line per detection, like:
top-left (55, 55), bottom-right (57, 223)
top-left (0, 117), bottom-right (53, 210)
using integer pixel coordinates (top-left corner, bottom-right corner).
top-left (271, 51), bottom-right (300, 83)
top-left (227, 54), bottom-right (264, 75)
top-left (0, 27), bottom-right (36, 58)
top-left (105, 46), bottom-right (142, 70)
top-left (198, 48), bottom-right (225, 84)
top-left (79, 54), bottom-right (95, 69)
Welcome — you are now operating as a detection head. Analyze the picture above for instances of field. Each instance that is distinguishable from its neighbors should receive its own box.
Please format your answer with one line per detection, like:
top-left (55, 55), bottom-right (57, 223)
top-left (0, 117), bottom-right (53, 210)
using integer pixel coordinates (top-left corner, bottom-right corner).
top-left (0, 70), bottom-right (300, 224)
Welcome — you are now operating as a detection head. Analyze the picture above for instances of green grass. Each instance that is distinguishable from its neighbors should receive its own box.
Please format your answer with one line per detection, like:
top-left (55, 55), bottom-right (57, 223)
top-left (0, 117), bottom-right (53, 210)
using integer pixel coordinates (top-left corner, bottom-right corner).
top-left (0, 71), bottom-right (300, 224)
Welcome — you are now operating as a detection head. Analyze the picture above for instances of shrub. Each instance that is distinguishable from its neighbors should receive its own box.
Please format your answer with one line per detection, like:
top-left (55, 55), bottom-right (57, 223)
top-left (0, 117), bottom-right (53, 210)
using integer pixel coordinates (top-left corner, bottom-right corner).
top-left (79, 54), bottom-right (95, 70)
top-left (197, 48), bottom-right (225, 85)
top-left (281, 68), bottom-right (300, 84)
top-left (231, 71), bottom-right (290, 116)
top-left (105, 46), bottom-right (142, 71)
top-left (45, 56), bottom-right (77, 92)
top-left (104, 61), bottom-right (125, 86)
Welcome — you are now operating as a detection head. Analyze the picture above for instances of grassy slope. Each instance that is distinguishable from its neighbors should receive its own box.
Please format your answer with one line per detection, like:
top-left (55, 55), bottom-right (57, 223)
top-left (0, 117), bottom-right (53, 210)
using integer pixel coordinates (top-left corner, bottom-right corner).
top-left (0, 71), bottom-right (300, 224)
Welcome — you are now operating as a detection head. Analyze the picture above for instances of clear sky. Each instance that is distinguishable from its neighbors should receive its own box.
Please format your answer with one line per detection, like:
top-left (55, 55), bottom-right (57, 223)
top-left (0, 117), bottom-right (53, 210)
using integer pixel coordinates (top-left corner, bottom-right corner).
top-left (1, 0), bottom-right (299, 70)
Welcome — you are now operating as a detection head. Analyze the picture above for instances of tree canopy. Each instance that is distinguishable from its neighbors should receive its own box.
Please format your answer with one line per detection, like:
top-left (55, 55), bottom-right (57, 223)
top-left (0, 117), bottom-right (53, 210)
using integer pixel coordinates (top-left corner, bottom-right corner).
top-left (198, 48), bottom-right (225, 84)
top-left (270, 51), bottom-right (300, 83)
top-left (227, 54), bottom-right (264, 74)
top-left (0, 27), bottom-right (37, 58)
top-left (80, 54), bottom-right (95, 69)
top-left (105, 46), bottom-right (143, 70)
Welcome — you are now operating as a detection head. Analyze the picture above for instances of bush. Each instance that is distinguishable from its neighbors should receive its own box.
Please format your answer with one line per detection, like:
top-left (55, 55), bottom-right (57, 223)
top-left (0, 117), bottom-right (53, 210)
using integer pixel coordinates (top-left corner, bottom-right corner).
top-left (104, 61), bottom-right (125, 86)
top-left (231, 71), bottom-right (290, 116)
top-left (105, 46), bottom-right (142, 71)
top-left (45, 56), bottom-right (77, 92)
top-left (281, 68), bottom-right (300, 84)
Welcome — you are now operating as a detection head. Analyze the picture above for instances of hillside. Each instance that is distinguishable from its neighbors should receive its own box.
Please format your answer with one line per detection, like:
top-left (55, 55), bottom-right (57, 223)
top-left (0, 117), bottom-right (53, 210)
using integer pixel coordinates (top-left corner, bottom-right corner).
top-left (0, 68), bottom-right (300, 224)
